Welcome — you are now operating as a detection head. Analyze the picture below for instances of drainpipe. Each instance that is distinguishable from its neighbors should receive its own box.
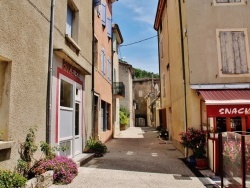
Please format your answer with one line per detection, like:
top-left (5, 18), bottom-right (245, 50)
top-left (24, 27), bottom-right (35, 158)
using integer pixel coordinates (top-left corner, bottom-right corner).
top-left (46, 0), bottom-right (55, 143)
top-left (178, 0), bottom-right (188, 157)
top-left (91, 1), bottom-right (95, 138)
top-left (156, 32), bottom-right (161, 108)
top-left (111, 25), bottom-right (114, 138)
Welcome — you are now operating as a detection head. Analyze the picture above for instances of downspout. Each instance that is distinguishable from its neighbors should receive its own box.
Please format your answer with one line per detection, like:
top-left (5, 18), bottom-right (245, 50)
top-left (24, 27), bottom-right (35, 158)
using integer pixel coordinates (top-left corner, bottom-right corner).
top-left (46, 0), bottom-right (55, 143)
top-left (178, 0), bottom-right (188, 157)
top-left (111, 25), bottom-right (114, 138)
top-left (91, 1), bottom-right (95, 138)
top-left (156, 32), bottom-right (161, 107)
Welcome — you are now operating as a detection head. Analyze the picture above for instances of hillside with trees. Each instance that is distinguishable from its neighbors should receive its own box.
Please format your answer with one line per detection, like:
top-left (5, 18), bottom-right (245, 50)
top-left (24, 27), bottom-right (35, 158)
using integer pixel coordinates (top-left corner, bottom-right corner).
top-left (134, 68), bottom-right (159, 79)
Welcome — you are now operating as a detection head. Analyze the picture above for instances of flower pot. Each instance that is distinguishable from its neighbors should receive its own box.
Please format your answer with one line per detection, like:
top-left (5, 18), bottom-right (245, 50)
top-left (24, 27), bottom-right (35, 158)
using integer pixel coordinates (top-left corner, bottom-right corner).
top-left (196, 158), bottom-right (208, 170)
top-left (188, 156), bottom-right (196, 166)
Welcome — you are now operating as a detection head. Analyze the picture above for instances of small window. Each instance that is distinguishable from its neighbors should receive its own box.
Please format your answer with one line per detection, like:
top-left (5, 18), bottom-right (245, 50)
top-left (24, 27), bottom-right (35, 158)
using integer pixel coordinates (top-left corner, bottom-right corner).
top-left (66, 5), bottom-right (74, 37)
top-left (217, 29), bottom-right (250, 75)
top-left (213, 0), bottom-right (244, 5)
top-left (94, 37), bottom-right (98, 69)
top-left (139, 90), bottom-right (143, 97)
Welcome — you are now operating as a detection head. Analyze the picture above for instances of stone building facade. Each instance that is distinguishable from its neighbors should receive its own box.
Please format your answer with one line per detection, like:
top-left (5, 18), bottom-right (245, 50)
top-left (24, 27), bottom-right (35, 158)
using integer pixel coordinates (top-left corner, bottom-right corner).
top-left (0, 0), bottom-right (93, 169)
top-left (133, 78), bottom-right (160, 127)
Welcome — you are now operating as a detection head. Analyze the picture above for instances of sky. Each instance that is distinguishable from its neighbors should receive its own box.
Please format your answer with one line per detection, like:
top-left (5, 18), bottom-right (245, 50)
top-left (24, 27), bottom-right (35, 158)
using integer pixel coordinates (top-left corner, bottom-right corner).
top-left (113, 0), bottom-right (159, 74)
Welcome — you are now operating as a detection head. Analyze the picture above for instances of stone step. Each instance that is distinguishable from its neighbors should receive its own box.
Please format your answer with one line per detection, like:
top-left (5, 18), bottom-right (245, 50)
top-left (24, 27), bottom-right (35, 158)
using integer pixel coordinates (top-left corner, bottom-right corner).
top-left (73, 153), bottom-right (95, 167)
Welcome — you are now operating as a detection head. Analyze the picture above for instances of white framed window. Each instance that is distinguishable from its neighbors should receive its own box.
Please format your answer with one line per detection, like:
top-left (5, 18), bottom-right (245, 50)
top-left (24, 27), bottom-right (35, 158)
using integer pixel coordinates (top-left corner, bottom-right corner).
top-left (216, 29), bottom-right (250, 76)
top-left (213, 0), bottom-right (245, 6)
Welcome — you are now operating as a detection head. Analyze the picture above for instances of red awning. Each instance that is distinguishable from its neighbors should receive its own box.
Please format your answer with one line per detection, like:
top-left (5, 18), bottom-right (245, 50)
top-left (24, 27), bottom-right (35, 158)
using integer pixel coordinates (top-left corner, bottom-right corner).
top-left (199, 90), bottom-right (250, 105)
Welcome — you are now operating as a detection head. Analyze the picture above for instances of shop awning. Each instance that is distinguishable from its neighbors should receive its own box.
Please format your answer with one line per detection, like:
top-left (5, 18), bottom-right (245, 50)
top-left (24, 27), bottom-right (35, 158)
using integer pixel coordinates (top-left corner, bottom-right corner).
top-left (199, 90), bottom-right (250, 105)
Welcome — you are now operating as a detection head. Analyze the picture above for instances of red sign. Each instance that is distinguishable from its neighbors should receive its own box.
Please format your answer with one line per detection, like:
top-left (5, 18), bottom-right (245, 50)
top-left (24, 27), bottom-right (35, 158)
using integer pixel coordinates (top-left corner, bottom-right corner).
top-left (62, 60), bottom-right (79, 78)
top-left (207, 105), bottom-right (250, 117)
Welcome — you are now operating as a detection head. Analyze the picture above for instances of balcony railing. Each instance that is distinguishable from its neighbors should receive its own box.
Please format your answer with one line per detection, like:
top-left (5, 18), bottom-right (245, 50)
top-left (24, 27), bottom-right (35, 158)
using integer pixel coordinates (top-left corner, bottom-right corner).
top-left (113, 82), bottom-right (125, 98)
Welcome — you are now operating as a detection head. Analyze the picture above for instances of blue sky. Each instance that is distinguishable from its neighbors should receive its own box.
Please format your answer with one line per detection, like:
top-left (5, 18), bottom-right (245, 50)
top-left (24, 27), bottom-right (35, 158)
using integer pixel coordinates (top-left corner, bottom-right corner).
top-left (113, 0), bottom-right (159, 74)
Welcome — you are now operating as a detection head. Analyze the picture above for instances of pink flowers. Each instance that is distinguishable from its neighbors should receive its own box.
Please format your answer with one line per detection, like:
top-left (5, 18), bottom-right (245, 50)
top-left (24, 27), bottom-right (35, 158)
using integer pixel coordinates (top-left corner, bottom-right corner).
top-left (179, 128), bottom-right (207, 158)
top-left (31, 156), bottom-right (78, 184)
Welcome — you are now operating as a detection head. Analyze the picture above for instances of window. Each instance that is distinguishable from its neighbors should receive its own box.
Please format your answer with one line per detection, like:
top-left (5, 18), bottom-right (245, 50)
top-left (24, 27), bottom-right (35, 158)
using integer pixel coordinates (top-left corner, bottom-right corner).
top-left (101, 49), bottom-right (105, 75)
top-left (217, 29), bottom-right (249, 75)
top-left (94, 37), bottom-right (98, 69)
top-left (60, 79), bottom-right (73, 108)
top-left (107, 17), bottom-right (112, 38)
top-left (139, 90), bottom-right (143, 97)
top-left (213, 0), bottom-right (244, 5)
top-left (107, 58), bottom-right (111, 81)
top-left (101, 1), bottom-right (106, 26)
top-left (162, 74), bottom-right (166, 97)
top-left (66, 5), bottom-right (75, 37)
top-left (160, 38), bottom-right (164, 58)
top-left (101, 101), bottom-right (111, 131)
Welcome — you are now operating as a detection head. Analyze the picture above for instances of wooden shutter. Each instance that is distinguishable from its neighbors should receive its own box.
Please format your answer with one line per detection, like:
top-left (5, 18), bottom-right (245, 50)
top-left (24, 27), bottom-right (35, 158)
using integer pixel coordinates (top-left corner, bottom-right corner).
top-left (107, 17), bottom-right (112, 38)
top-left (101, 49), bottom-right (105, 75)
top-left (220, 31), bottom-right (248, 74)
top-left (101, 2), bottom-right (106, 26)
top-left (232, 32), bottom-right (248, 74)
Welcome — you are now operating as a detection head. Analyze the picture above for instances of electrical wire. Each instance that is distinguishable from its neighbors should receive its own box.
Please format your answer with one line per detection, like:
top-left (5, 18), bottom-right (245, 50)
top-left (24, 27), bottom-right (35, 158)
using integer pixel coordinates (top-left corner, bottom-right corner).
top-left (120, 35), bottom-right (157, 47)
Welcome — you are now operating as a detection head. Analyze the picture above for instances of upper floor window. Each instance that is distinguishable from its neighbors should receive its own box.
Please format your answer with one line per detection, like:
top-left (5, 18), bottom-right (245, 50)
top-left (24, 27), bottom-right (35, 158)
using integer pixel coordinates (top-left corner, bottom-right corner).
top-left (213, 0), bottom-right (244, 5)
top-left (66, 5), bottom-right (74, 37)
top-left (217, 29), bottom-right (250, 76)
top-left (65, 0), bottom-right (81, 53)
top-left (94, 37), bottom-right (99, 69)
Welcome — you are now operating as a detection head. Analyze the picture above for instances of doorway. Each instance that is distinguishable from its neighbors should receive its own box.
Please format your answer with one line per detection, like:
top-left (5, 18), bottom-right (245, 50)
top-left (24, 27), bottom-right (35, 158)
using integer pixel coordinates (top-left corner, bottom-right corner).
top-left (59, 74), bottom-right (83, 157)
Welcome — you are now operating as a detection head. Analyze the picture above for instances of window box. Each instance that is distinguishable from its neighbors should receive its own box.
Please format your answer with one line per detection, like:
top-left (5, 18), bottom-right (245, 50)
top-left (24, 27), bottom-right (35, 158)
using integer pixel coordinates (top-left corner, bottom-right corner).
top-left (0, 141), bottom-right (14, 150)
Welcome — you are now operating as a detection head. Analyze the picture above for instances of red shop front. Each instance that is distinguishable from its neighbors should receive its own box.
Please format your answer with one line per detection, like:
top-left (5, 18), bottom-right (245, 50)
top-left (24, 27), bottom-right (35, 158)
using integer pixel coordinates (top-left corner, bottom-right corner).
top-left (199, 90), bottom-right (250, 175)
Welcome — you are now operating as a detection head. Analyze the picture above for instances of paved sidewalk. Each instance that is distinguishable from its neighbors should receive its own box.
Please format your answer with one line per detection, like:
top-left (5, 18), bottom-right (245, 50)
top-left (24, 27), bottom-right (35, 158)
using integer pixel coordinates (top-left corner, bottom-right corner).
top-left (50, 127), bottom-right (216, 188)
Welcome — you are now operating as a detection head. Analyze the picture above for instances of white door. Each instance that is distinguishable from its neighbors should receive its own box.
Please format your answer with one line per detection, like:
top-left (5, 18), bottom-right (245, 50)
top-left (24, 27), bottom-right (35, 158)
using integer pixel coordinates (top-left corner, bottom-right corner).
top-left (59, 75), bottom-right (82, 157)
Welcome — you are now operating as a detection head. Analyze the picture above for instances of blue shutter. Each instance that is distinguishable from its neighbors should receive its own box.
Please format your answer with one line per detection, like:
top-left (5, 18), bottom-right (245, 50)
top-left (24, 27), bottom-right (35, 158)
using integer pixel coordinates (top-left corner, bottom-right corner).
top-left (94, 0), bottom-right (101, 6)
top-left (101, 3), bottom-right (106, 26)
top-left (109, 60), bottom-right (111, 81)
top-left (101, 49), bottom-right (106, 75)
top-left (107, 17), bottom-right (112, 38)
top-left (66, 6), bottom-right (73, 36)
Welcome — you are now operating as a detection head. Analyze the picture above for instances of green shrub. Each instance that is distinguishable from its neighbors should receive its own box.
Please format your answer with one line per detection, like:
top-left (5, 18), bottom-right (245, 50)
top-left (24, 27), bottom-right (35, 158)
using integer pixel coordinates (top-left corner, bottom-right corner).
top-left (84, 138), bottom-right (107, 157)
top-left (120, 106), bottom-right (130, 117)
top-left (119, 111), bottom-right (129, 125)
top-left (0, 170), bottom-right (27, 188)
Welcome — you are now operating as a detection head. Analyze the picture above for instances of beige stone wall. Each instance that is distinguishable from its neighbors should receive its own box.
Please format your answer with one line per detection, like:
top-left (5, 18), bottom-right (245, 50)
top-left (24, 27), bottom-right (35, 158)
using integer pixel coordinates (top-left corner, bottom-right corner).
top-left (185, 0), bottom-right (250, 84)
top-left (158, 0), bottom-right (201, 151)
top-left (0, 0), bottom-right (93, 169)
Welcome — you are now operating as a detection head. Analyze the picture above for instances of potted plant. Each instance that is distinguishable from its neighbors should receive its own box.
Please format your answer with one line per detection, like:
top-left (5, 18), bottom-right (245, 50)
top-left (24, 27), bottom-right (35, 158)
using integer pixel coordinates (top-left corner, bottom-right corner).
top-left (179, 127), bottom-right (208, 169)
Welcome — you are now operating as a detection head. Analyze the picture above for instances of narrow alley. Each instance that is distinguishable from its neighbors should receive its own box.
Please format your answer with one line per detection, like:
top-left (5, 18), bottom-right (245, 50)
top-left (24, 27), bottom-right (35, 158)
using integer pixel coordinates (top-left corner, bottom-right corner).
top-left (50, 127), bottom-right (216, 188)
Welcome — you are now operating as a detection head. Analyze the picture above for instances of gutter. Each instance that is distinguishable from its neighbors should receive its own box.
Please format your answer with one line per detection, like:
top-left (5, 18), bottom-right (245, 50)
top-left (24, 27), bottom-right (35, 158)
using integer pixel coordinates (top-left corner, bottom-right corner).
top-left (46, 0), bottom-right (55, 143)
top-left (178, 0), bottom-right (188, 157)
top-left (91, 1), bottom-right (95, 138)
